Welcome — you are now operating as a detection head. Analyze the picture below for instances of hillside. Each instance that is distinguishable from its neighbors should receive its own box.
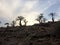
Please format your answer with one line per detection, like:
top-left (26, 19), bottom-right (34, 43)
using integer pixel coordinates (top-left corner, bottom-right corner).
top-left (0, 21), bottom-right (60, 45)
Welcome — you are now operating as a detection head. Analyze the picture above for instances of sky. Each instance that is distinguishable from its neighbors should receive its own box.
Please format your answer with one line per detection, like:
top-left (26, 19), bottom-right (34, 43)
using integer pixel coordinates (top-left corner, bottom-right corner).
top-left (0, 0), bottom-right (60, 26)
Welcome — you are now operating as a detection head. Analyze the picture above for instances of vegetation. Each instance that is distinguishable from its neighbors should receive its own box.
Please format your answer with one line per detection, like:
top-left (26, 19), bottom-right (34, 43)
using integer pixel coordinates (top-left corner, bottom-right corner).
top-left (0, 13), bottom-right (57, 27)
top-left (49, 13), bottom-right (55, 22)
top-left (0, 13), bottom-right (60, 45)
top-left (43, 18), bottom-right (47, 23)
top-left (24, 19), bottom-right (28, 26)
top-left (16, 16), bottom-right (24, 26)
top-left (11, 20), bottom-right (16, 27)
top-left (5, 23), bottom-right (9, 27)
top-left (36, 13), bottom-right (43, 23)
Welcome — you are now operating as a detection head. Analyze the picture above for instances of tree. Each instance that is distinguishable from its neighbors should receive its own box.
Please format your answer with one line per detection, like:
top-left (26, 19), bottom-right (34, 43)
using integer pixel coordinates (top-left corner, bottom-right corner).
top-left (49, 13), bottom-right (55, 22)
top-left (43, 18), bottom-right (47, 23)
top-left (24, 19), bottom-right (28, 26)
top-left (5, 23), bottom-right (9, 27)
top-left (0, 21), bottom-right (1, 25)
top-left (11, 20), bottom-right (16, 27)
top-left (36, 13), bottom-right (43, 23)
top-left (16, 16), bottom-right (24, 26)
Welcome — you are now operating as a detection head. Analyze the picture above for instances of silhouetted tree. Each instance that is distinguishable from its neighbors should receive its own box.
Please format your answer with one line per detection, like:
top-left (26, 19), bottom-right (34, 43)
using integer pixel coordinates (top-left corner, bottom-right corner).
top-left (36, 13), bottom-right (43, 23)
top-left (11, 20), bottom-right (16, 27)
top-left (24, 19), bottom-right (28, 26)
top-left (43, 18), bottom-right (47, 23)
top-left (49, 13), bottom-right (55, 22)
top-left (5, 23), bottom-right (9, 27)
top-left (16, 16), bottom-right (24, 26)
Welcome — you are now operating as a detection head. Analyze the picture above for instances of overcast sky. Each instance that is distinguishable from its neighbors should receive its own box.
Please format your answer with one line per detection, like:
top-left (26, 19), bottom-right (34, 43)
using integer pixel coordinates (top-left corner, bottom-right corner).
top-left (0, 0), bottom-right (60, 26)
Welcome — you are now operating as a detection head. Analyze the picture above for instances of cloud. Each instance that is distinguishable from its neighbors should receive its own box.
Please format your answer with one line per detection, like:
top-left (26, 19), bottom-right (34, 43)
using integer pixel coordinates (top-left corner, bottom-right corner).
top-left (0, 0), bottom-right (60, 26)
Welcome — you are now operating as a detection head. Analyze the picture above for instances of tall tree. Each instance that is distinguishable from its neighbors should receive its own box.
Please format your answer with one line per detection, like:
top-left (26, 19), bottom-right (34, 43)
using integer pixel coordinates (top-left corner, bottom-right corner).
top-left (49, 13), bottom-right (55, 22)
top-left (36, 13), bottom-right (43, 23)
top-left (5, 23), bottom-right (9, 27)
top-left (11, 20), bottom-right (16, 27)
top-left (24, 19), bottom-right (28, 26)
top-left (16, 16), bottom-right (24, 26)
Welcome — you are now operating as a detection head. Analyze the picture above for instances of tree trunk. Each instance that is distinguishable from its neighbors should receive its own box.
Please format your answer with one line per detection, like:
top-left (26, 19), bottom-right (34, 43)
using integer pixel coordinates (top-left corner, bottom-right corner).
top-left (39, 20), bottom-right (40, 24)
top-left (25, 22), bottom-right (26, 26)
top-left (52, 16), bottom-right (54, 22)
top-left (19, 20), bottom-right (22, 26)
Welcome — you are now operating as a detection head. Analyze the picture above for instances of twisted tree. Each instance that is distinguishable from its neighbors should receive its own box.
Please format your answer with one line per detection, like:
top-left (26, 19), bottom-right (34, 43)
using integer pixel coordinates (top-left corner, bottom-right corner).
top-left (16, 16), bottom-right (24, 26)
top-left (36, 13), bottom-right (43, 23)
top-left (24, 19), bottom-right (28, 26)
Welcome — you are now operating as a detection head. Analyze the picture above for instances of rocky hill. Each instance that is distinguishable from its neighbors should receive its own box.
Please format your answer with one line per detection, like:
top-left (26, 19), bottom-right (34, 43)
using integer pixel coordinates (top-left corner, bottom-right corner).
top-left (0, 21), bottom-right (60, 45)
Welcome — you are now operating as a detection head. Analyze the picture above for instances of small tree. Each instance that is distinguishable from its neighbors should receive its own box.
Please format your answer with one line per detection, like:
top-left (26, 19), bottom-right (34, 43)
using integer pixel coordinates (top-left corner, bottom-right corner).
top-left (11, 20), bottom-right (16, 27)
top-left (49, 13), bottom-right (55, 22)
top-left (36, 13), bottom-right (43, 23)
top-left (16, 16), bottom-right (24, 26)
top-left (5, 23), bottom-right (9, 27)
top-left (43, 18), bottom-right (47, 23)
top-left (24, 19), bottom-right (28, 26)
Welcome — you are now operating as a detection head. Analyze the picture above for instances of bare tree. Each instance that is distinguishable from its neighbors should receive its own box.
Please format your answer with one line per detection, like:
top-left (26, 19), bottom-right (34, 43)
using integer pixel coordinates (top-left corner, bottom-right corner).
top-left (49, 13), bottom-right (55, 22)
top-left (36, 13), bottom-right (43, 23)
top-left (24, 19), bottom-right (28, 26)
top-left (16, 16), bottom-right (24, 26)
top-left (11, 20), bottom-right (16, 27)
